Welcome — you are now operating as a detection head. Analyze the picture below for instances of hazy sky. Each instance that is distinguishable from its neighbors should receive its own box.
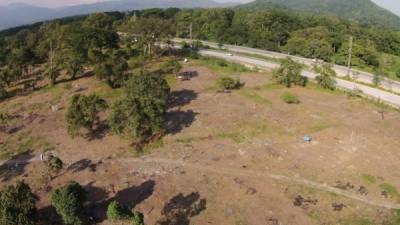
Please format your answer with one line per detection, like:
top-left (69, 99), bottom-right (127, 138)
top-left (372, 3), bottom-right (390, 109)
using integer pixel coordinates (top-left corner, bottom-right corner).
top-left (0, 0), bottom-right (398, 15)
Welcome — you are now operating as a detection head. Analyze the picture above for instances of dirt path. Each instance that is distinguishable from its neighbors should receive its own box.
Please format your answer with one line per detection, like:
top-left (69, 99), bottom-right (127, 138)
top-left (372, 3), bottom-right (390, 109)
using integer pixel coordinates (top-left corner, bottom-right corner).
top-left (3, 153), bottom-right (400, 210)
top-left (120, 157), bottom-right (400, 210)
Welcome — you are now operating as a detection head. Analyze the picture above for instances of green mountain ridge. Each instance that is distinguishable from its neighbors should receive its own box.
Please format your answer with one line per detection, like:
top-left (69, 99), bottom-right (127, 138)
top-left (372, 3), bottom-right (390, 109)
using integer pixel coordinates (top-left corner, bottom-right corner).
top-left (239, 0), bottom-right (400, 29)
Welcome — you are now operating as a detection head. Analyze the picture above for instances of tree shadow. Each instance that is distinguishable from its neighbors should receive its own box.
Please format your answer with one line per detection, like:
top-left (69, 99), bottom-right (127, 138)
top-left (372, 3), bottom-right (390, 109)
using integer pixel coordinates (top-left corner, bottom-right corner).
top-left (168, 89), bottom-right (198, 109)
top-left (56, 71), bottom-right (94, 85)
top-left (0, 150), bottom-right (35, 182)
top-left (37, 205), bottom-right (63, 225)
top-left (156, 192), bottom-right (207, 225)
top-left (87, 121), bottom-right (110, 141)
top-left (166, 110), bottom-right (198, 135)
top-left (86, 180), bottom-right (156, 223)
top-left (67, 159), bottom-right (93, 173)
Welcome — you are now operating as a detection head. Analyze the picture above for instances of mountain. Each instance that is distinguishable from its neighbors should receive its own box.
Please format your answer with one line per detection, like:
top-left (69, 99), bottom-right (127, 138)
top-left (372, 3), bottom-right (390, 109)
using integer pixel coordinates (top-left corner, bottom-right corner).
top-left (0, 0), bottom-right (232, 30)
top-left (239, 0), bottom-right (400, 28)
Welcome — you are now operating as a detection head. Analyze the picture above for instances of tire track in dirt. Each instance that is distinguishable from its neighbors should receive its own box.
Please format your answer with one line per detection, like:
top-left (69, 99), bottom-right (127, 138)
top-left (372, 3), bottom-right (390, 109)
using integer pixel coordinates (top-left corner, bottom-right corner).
top-left (3, 155), bottom-right (400, 209)
top-left (122, 157), bottom-right (400, 210)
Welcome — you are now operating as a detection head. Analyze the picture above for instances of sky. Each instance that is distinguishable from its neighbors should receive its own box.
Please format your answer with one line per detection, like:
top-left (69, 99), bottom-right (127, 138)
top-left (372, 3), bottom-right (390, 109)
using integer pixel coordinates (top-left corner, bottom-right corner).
top-left (0, 0), bottom-right (398, 15)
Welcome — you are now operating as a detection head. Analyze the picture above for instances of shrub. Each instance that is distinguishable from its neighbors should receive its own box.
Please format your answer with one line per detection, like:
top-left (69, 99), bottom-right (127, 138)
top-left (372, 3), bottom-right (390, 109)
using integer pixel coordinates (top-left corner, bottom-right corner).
top-left (51, 182), bottom-right (87, 225)
top-left (46, 155), bottom-right (63, 173)
top-left (373, 68), bottom-right (387, 86)
top-left (396, 69), bottom-right (400, 79)
top-left (274, 57), bottom-right (307, 87)
top-left (315, 75), bottom-right (336, 90)
top-left (65, 94), bottom-right (108, 138)
top-left (0, 71), bottom-right (7, 99)
top-left (0, 112), bottom-right (9, 132)
top-left (0, 181), bottom-right (38, 225)
top-left (281, 92), bottom-right (300, 104)
top-left (216, 76), bottom-right (244, 90)
top-left (133, 212), bottom-right (144, 225)
top-left (106, 201), bottom-right (131, 221)
top-left (313, 63), bottom-right (337, 90)
top-left (162, 59), bottom-right (182, 74)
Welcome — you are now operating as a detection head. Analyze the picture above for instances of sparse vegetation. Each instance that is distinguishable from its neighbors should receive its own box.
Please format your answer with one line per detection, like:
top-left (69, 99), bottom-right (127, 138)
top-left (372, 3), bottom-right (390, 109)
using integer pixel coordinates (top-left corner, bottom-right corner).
top-left (0, 111), bottom-right (10, 132)
top-left (133, 212), bottom-right (145, 225)
top-left (361, 174), bottom-right (376, 185)
top-left (380, 183), bottom-right (399, 198)
top-left (162, 59), bottom-right (182, 74)
top-left (281, 92), bottom-right (300, 104)
top-left (106, 200), bottom-right (131, 222)
top-left (314, 63), bottom-right (337, 90)
top-left (65, 94), bottom-right (108, 138)
top-left (216, 76), bottom-right (244, 90)
top-left (51, 182), bottom-right (87, 225)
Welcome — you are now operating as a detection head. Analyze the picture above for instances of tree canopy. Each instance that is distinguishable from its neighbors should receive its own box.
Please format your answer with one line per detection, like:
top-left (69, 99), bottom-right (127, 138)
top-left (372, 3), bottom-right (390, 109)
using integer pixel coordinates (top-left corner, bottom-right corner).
top-left (0, 181), bottom-right (37, 225)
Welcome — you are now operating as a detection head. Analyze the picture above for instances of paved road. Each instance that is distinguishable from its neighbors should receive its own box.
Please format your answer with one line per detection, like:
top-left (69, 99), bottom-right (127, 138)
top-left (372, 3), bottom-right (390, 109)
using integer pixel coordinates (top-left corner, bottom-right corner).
top-left (199, 49), bottom-right (400, 108)
top-left (177, 38), bottom-right (400, 93)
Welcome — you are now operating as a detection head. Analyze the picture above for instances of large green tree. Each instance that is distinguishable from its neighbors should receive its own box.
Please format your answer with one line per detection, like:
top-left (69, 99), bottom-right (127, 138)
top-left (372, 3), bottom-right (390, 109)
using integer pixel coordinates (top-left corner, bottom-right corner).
top-left (0, 181), bottom-right (38, 225)
top-left (109, 72), bottom-right (170, 145)
top-left (274, 57), bottom-right (307, 87)
top-left (65, 94), bottom-right (108, 137)
top-left (51, 182), bottom-right (87, 225)
top-left (314, 63), bottom-right (337, 90)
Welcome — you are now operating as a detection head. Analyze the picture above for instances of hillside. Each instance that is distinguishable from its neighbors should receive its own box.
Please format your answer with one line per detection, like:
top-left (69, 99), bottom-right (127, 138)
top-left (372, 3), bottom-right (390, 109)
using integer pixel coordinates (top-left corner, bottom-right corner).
top-left (239, 0), bottom-right (400, 29)
top-left (0, 0), bottom-right (232, 30)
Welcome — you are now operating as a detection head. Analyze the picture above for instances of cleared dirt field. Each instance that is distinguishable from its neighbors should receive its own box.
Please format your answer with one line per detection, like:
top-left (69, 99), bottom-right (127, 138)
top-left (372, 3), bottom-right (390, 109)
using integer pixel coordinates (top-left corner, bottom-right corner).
top-left (1, 60), bottom-right (400, 225)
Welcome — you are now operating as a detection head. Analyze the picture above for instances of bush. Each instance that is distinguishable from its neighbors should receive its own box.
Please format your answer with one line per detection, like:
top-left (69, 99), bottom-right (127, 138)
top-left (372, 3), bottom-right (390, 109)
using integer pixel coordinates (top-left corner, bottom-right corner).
top-left (216, 76), bottom-right (244, 90)
top-left (274, 57), bottom-right (307, 87)
top-left (0, 112), bottom-right (9, 132)
top-left (51, 182), bottom-right (87, 225)
top-left (313, 63), bottom-right (337, 90)
top-left (65, 94), bottom-right (108, 138)
top-left (133, 212), bottom-right (144, 225)
top-left (108, 72), bottom-right (170, 146)
top-left (106, 201), bottom-right (131, 221)
top-left (46, 155), bottom-right (63, 173)
top-left (372, 69), bottom-right (386, 86)
top-left (281, 92), bottom-right (300, 104)
top-left (0, 181), bottom-right (38, 225)
top-left (161, 59), bottom-right (182, 74)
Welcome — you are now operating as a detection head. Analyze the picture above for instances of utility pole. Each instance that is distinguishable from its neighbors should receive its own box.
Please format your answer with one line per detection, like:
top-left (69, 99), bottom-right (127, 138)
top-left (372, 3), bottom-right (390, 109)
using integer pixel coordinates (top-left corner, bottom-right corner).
top-left (189, 22), bottom-right (193, 43)
top-left (347, 36), bottom-right (353, 77)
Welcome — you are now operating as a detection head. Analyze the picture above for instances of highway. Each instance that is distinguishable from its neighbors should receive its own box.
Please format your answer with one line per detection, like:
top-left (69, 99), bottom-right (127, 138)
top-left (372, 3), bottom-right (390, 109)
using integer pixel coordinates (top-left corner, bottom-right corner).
top-left (176, 38), bottom-right (400, 94)
top-left (199, 49), bottom-right (400, 108)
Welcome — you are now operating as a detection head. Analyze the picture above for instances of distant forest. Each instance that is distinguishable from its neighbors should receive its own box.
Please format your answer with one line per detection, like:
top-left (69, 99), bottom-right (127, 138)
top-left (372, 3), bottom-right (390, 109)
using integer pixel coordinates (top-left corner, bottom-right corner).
top-left (1, 7), bottom-right (400, 78)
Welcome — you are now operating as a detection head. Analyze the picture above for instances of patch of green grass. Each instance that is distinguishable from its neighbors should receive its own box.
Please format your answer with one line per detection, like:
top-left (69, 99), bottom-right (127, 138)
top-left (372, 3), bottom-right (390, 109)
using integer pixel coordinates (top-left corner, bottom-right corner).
top-left (361, 174), bottom-right (376, 185)
top-left (380, 183), bottom-right (399, 198)
top-left (262, 83), bottom-right (284, 90)
top-left (383, 209), bottom-right (400, 225)
top-left (0, 132), bottom-right (54, 160)
top-left (281, 92), bottom-right (300, 104)
top-left (239, 89), bottom-right (272, 105)
top-left (195, 57), bottom-right (252, 74)
top-left (165, 74), bottom-right (178, 87)
top-left (337, 217), bottom-right (375, 225)
top-left (95, 82), bottom-right (124, 100)
top-left (175, 137), bottom-right (196, 144)
top-left (135, 139), bottom-right (165, 157)
top-left (309, 122), bottom-right (331, 133)
top-left (215, 131), bottom-right (246, 144)
top-left (40, 85), bottom-right (65, 103)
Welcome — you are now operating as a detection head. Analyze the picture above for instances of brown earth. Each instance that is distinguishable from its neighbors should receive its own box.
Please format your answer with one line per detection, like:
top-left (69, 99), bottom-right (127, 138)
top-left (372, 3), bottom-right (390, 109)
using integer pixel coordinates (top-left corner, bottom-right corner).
top-left (1, 64), bottom-right (400, 225)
